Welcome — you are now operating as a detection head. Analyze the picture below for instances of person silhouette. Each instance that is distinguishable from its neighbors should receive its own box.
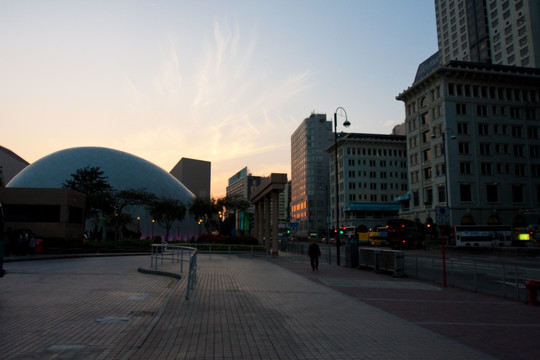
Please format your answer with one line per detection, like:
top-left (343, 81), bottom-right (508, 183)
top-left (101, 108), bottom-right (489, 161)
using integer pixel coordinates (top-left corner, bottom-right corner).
top-left (308, 239), bottom-right (321, 271)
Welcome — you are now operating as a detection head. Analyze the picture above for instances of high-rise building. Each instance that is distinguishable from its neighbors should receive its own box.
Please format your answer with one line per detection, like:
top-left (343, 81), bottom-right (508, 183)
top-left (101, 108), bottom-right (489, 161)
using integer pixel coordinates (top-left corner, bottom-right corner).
top-left (290, 113), bottom-right (333, 238)
top-left (170, 158), bottom-right (211, 199)
top-left (327, 133), bottom-right (407, 232)
top-left (397, 60), bottom-right (540, 227)
top-left (435, 0), bottom-right (540, 68)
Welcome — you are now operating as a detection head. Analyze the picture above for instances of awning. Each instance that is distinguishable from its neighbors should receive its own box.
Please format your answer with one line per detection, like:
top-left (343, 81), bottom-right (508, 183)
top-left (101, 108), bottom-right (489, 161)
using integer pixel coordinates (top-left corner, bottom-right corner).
top-left (394, 192), bottom-right (410, 201)
top-left (345, 203), bottom-right (401, 212)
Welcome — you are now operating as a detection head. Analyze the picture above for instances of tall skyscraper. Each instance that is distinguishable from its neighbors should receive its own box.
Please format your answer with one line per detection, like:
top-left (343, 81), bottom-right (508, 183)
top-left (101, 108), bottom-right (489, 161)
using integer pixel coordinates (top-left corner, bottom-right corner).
top-left (435, 0), bottom-right (540, 68)
top-left (290, 113), bottom-right (333, 238)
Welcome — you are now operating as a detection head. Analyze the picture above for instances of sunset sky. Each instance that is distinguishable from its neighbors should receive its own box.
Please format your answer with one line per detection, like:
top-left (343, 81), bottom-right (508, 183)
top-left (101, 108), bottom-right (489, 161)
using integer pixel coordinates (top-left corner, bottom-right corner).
top-left (1, 0), bottom-right (437, 196)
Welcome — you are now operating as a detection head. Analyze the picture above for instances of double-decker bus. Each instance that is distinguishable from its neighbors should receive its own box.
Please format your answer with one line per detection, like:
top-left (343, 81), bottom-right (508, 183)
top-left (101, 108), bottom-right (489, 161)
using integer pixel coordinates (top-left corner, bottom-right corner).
top-left (452, 225), bottom-right (512, 247)
top-left (385, 218), bottom-right (424, 249)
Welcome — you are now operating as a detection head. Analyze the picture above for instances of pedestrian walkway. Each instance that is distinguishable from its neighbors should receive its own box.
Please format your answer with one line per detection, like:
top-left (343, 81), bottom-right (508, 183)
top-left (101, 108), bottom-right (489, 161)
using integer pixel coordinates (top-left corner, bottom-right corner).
top-left (1, 253), bottom-right (538, 359)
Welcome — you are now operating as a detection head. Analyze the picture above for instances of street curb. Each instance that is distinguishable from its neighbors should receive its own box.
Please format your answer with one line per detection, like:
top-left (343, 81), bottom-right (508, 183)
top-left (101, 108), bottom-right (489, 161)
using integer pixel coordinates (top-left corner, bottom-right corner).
top-left (137, 267), bottom-right (182, 280)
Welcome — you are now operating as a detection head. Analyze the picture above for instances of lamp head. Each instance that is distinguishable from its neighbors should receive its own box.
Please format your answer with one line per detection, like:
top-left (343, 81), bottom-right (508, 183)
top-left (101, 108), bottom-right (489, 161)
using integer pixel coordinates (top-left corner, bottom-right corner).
top-left (343, 119), bottom-right (351, 128)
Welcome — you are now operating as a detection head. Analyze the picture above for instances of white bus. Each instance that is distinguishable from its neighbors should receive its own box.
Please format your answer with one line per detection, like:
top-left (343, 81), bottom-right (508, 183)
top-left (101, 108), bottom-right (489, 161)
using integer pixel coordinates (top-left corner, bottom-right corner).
top-left (453, 225), bottom-right (512, 247)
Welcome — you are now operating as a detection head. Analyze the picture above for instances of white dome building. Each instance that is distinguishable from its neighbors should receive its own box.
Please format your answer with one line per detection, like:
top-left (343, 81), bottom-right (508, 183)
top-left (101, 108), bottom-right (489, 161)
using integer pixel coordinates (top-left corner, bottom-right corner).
top-left (7, 147), bottom-right (197, 241)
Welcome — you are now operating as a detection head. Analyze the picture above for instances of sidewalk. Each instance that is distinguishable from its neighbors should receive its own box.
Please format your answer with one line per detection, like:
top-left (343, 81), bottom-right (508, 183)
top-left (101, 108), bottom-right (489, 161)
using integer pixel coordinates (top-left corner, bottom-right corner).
top-left (130, 253), bottom-right (495, 360)
top-left (271, 252), bottom-right (540, 360)
top-left (1, 252), bottom-right (538, 359)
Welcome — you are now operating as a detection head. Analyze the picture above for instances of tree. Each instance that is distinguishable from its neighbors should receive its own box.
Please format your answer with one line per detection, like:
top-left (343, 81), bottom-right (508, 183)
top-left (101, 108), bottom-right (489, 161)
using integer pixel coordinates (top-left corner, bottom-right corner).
top-left (189, 196), bottom-right (215, 235)
top-left (109, 189), bottom-right (157, 240)
top-left (63, 166), bottom-right (114, 220)
top-left (149, 198), bottom-right (186, 242)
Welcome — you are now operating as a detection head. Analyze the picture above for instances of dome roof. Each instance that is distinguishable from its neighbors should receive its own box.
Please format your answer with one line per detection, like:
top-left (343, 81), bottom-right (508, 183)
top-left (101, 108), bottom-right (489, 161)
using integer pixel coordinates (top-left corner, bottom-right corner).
top-left (7, 147), bottom-right (194, 204)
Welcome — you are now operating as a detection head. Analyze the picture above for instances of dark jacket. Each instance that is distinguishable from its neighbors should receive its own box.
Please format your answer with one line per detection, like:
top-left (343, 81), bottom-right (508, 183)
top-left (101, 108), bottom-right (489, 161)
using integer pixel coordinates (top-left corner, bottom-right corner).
top-left (308, 242), bottom-right (321, 258)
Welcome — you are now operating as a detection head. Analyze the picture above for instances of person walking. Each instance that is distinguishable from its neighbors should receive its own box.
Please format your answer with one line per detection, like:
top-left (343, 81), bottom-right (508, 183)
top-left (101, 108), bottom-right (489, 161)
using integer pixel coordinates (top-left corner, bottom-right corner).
top-left (308, 239), bottom-right (321, 271)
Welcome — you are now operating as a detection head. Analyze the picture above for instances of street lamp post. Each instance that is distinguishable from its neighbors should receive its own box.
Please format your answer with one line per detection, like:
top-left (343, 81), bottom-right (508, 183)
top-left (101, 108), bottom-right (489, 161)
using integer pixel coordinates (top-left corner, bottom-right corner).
top-left (334, 107), bottom-right (351, 266)
top-left (440, 129), bottom-right (455, 288)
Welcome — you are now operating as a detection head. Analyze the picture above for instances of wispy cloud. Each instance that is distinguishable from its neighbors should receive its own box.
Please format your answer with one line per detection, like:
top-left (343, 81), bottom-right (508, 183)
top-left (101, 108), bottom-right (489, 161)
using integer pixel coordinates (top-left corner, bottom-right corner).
top-left (120, 17), bottom-right (314, 194)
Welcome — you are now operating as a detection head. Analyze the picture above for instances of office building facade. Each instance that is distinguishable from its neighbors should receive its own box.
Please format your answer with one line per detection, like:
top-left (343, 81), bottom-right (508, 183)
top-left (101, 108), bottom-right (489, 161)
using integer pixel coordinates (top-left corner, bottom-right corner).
top-left (435, 0), bottom-right (540, 68)
top-left (170, 158), bottom-right (211, 199)
top-left (328, 133), bottom-right (407, 232)
top-left (397, 60), bottom-right (540, 227)
top-left (290, 113), bottom-right (333, 238)
top-left (226, 167), bottom-right (264, 235)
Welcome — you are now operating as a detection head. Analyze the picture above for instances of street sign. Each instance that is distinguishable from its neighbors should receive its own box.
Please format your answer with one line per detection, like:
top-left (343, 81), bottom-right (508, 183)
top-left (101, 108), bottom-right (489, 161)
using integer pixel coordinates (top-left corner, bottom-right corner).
top-left (436, 206), bottom-right (450, 226)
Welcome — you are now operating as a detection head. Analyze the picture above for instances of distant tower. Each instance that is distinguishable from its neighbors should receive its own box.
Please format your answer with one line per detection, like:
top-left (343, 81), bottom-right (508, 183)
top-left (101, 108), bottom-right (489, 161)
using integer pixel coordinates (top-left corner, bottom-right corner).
top-left (170, 158), bottom-right (211, 199)
top-left (290, 113), bottom-right (333, 238)
top-left (435, 0), bottom-right (540, 68)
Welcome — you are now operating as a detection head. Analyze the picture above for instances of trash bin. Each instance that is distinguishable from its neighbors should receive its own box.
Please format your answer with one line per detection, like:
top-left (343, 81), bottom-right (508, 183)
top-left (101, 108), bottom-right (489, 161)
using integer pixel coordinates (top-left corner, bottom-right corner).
top-left (345, 238), bottom-right (359, 268)
top-left (35, 239), bottom-right (44, 254)
top-left (525, 280), bottom-right (540, 305)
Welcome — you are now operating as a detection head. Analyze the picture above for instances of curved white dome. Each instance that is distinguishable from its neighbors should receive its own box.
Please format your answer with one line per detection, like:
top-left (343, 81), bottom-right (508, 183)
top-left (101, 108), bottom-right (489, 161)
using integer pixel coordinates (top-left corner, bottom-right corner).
top-left (7, 147), bottom-right (197, 241)
top-left (7, 147), bottom-right (194, 204)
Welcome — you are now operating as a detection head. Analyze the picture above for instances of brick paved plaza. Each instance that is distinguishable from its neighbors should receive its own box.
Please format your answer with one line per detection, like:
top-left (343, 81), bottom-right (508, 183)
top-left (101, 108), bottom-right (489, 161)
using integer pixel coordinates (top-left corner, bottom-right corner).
top-left (1, 253), bottom-right (538, 359)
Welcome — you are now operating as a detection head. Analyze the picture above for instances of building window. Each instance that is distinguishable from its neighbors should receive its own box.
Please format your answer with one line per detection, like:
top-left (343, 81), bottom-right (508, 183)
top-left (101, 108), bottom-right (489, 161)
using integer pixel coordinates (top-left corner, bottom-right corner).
top-left (481, 163), bottom-right (492, 175)
top-left (421, 112), bottom-right (429, 125)
top-left (479, 143), bottom-right (491, 155)
top-left (423, 167), bottom-right (432, 180)
top-left (422, 149), bottom-right (431, 162)
top-left (510, 107), bottom-right (521, 119)
top-left (457, 122), bottom-right (469, 134)
top-left (438, 185), bottom-right (446, 203)
top-left (478, 123), bottom-right (489, 135)
top-left (477, 105), bottom-right (488, 117)
top-left (460, 162), bottom-right (471, 174)
top-left (515, 164), bottom-right (526, 176)
top-left (459, 142), bottom-right (470, 154)
top-left (456, 103), bottom-right (467, 115)
top-left (525, 109), bottom-right (537, 121)
top-left (460, 184), bottom-right (472, 202)
top-left (425, 188), bottom-right (433, 205)
top-left (514, 144), bottom-right (524, 157)
top-left (486, 184), bottom-right (498, 203)
top-left (413, 191), bottom-right (419, 207)
top-left (512, 126), bottom-right (523, 138)
top-left (512, 184), bottom-right (524, 203)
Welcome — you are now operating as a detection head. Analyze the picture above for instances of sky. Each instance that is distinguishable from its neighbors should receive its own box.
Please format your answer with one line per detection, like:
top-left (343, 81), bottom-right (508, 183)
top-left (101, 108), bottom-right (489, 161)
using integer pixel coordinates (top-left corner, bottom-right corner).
top-left (1, 0), bottom-right (438, 197)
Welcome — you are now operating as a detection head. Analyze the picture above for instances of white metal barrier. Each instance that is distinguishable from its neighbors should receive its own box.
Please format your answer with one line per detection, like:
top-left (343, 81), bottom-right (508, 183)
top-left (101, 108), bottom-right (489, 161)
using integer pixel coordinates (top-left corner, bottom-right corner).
top-left (358, 248), bottom-right (404, 277)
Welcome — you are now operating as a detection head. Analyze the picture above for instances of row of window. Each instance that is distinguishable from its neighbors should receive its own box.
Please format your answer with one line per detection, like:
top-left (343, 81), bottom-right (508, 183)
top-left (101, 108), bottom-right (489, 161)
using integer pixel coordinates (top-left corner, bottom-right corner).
top-left (410, 161), bottom-right (537, 184)
top-left (346, 159), bottom-right (406, 168)
top-left (409, 123), bottom-right (539, 152)
top-left (455, 103), bottom-right (538, 120)
top-left (447, 82), bottom-right (539, 102)
top-left (349, 194), bottom-right (394, 202)
top-left (408, 82), bottom-right (539, 117)
top-left (411, 182), bottom-right (532, 208)
top-left (346, 170), bottom-right (407, 179)
top-left (344, 147), bottom-right (405, 157)
top-left (348, 182), bottom-right (406, 191)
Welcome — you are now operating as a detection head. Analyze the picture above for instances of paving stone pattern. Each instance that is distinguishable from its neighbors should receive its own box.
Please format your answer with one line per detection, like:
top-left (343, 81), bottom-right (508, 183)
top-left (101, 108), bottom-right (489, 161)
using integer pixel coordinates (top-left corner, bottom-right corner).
top-left (2, 253), bottom-right (538, 359)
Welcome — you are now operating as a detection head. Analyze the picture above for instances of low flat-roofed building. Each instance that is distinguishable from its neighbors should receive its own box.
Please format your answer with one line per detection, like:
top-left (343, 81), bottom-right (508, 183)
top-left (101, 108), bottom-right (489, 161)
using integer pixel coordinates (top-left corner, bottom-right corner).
top-left (0, 187), bottom-right (86, 241)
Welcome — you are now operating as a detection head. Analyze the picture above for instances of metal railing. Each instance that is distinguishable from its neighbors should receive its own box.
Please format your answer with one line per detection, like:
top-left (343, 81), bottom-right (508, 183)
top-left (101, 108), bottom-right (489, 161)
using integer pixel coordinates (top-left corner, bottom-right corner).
top-left (150, 244), bottom-right (198, 300)
top-left (404, 254), bottom-right (540, 302)
top-left (280, 242), bottom-right (540, 302)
